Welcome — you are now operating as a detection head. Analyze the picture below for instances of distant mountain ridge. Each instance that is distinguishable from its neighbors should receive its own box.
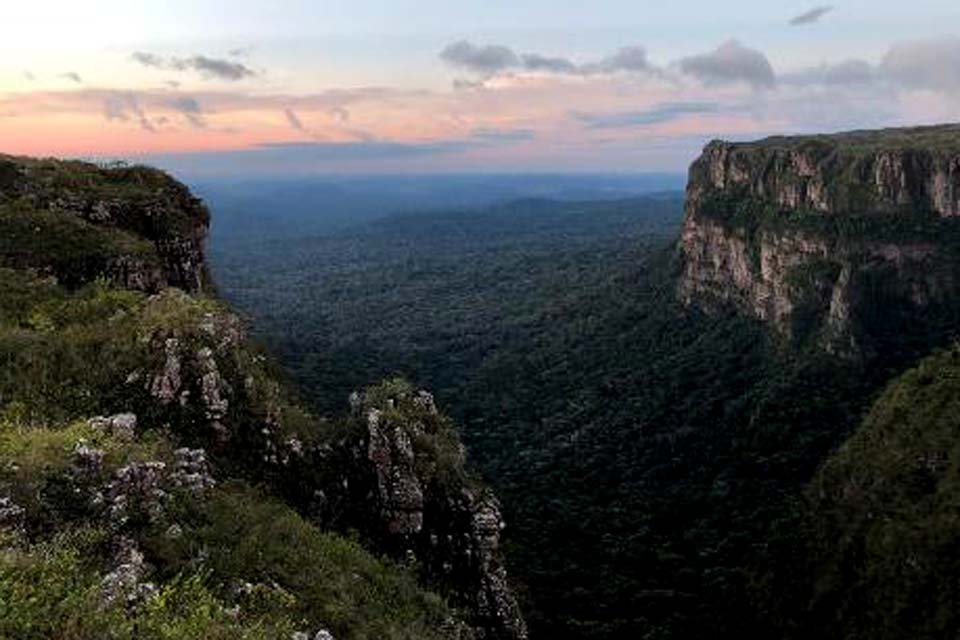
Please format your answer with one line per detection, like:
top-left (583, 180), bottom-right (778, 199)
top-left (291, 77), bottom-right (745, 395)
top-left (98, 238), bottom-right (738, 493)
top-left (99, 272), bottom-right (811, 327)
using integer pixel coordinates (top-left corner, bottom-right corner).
top-left (197, 173), bottom-right (684, 247)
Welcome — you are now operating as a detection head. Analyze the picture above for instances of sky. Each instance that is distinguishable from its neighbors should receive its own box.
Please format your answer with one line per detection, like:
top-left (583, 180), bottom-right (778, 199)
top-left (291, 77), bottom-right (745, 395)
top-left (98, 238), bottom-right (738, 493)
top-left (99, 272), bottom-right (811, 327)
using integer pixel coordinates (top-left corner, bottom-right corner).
top-left (1, 1), bottom-right (960, 175)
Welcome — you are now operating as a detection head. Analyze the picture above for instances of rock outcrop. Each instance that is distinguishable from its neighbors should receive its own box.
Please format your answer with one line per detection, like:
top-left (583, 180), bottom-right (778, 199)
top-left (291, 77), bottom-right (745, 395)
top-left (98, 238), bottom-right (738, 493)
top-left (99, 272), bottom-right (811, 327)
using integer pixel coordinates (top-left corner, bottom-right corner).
top-left (0, 155), bottom-right (210, 292)
top-left (678, 125), bottom-right (960, 354)
top-left (345, 386), bottom-right (527, 640)
top-left (0, 153), bottom-right (526, 639)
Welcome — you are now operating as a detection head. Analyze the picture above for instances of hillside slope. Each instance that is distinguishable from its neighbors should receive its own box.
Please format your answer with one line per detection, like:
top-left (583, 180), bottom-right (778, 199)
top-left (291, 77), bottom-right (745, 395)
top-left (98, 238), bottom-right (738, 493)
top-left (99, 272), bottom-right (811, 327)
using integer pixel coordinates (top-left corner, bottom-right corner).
top-left (0, 156), bottom-right (525, 640)
top-left (759, 343), bottom-right (960, 639)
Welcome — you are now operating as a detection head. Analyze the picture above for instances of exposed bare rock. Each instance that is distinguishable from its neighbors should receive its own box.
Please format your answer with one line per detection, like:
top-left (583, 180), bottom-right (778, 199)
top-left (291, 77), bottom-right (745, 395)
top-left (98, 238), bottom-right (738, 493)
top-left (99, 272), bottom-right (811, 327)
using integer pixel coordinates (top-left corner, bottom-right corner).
top-left (690, 126), bottom-right (960, 218)
top-left (341, 383), bottom-right (527, 640)
top-left (366, 407), bottom-right (425, 536)
top-left (170, 447), bottom-right (216, 495)
top-left (89, 413), bottom-right (138, 441)
top-left (73, 439), bottom-right (106, 477)
top-left (103, 461), bottom-right (169, 527)
top-left (149, 337), bottom-right (183, 404)
top-left (101, 536), bottom-right (157, 608)
top-left (0, 496), bottom-right (26, 534)
top-left (678, 125), bottom-right (960, 354)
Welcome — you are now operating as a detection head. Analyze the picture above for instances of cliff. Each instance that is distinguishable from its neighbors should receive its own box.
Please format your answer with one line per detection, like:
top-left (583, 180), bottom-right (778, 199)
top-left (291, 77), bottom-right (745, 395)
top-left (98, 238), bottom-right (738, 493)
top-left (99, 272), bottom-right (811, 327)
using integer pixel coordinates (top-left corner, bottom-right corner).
top-left (0, 156), bottom-right (525, 639)
top-left (678, 125), bottom-right (960, 354)
top-left (0, 155), bottom-right (210, 292)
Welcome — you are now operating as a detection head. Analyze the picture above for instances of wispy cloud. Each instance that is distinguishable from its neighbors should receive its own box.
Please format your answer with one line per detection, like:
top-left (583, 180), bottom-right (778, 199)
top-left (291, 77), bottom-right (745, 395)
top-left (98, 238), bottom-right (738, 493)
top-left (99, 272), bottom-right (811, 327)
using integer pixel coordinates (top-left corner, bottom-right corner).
top-left (881, 36), bottom-right (960, 92)
top-left (61, 72), bottom-right (83, 84)
top-left (168, 96), bottom-right (206, 128)
top-left (439, 41), bottom-right (655, 77)
top-left (573, 102), bottom-right (721, 129)
top-left (329, 106), bottom-right (350, 122)
top-left (520, 53), bottom-right (579, 74)
top-left (284, 107), bottom-right (306, 132)
top-left (782, 59), bottom-right (875, 86)
top-left (131, 52), bottom-right (165, 68)
top-left (131, 52), bottom-right (256, 81)
top-left (440, 41), bottom-right (520, 74)
top-left (470, 127), bottom-right (536, 143)
top-left (789, 6), bottom-right (833, 26)
top-left (591, 46), bottom-right (653, 74)
top-left (103, 92), bottom-right (155, 132)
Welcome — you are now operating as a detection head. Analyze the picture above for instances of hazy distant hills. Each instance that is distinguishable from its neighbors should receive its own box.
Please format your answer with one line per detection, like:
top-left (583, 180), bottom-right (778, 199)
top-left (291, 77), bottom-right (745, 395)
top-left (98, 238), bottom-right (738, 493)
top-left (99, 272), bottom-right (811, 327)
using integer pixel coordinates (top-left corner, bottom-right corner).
top-left (194, 173), bottom-right (685, 245)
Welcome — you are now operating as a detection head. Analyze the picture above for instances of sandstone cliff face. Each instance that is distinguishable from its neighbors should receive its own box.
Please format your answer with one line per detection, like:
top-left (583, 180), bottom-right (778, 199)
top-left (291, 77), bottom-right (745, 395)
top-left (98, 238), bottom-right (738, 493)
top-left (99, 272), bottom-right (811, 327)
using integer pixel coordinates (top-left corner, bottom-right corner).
top-left (678, 126), bottom-right (960, 353)
top-left (0, 156), bottom-right (210, 292)
top-left (690, 125), bottom-right (960, 217)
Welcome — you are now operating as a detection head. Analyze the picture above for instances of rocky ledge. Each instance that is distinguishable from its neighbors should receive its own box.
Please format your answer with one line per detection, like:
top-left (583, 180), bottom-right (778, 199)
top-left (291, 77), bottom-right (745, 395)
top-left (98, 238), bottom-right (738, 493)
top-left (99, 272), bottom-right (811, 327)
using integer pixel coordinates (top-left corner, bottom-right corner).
top-left (0, 155), bottom-right (210, 292)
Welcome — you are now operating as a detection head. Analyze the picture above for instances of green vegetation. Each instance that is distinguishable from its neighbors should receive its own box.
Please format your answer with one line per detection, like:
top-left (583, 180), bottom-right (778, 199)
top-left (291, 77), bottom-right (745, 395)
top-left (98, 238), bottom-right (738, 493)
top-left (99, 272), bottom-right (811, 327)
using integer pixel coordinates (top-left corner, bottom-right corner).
top-left (0, 220), bottom-right (465, 639)
top-left (0, 404), bottom-right (459, 639)
top-left (0, 156), bottom-right (208, 238)
top-left (0, 200), bottom-right (160, 288)
top-left (215, 194), bottom-right (944, 638)
top-left (756, 343), bottom-right (960, 639)
top-left (698, 191), bottom-right (960, 246)
top-left (150, 486), bottom-right (455, 640)
top-left (724, 123), bottom-right (960, 155)
top-left (0, 272), bottom-right (149, 424)
top-left (0, 529), bottom-right (294, 640)
top-left (8, 144), bottom-right (960, 640)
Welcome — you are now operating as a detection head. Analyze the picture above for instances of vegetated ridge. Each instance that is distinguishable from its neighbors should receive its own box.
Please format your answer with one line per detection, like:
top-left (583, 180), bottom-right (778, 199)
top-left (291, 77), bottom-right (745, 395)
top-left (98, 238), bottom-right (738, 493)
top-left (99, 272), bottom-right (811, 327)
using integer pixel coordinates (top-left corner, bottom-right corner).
top-left (0, 154), bottom-right (525, 640)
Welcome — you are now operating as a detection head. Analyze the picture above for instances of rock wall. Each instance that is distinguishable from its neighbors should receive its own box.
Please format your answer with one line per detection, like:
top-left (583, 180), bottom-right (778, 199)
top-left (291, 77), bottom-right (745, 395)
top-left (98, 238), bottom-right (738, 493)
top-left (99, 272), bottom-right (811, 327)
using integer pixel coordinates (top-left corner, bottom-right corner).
top-left (678, 126), bottom-right (960, 353)
top-left (690, 125), bottom-right (960, 217)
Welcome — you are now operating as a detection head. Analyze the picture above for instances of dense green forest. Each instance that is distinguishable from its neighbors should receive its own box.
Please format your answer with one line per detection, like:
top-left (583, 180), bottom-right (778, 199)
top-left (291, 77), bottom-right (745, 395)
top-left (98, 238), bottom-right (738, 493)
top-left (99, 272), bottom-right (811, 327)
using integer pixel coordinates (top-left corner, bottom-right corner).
top-left (211, 194), bottom-right (957, 639)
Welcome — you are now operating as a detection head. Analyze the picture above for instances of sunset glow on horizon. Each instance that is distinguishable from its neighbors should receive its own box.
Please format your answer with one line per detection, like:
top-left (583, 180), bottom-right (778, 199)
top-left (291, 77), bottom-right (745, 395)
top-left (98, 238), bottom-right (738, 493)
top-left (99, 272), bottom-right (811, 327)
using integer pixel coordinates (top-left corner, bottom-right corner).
top-left (3, 1), bottom-right (960, 175)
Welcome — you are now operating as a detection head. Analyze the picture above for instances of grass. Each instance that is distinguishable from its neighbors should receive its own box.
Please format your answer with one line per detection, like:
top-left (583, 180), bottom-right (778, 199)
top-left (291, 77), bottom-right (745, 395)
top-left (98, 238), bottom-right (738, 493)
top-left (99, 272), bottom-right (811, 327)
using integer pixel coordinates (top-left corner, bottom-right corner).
top-left (0, 528), bottom-right (299, 640)
top-left (0, 200), bottom-right (160, 288)
top-left (148, 485), bottom-right (458, 640)
top-left (717, 123), bottom-right (960, 156)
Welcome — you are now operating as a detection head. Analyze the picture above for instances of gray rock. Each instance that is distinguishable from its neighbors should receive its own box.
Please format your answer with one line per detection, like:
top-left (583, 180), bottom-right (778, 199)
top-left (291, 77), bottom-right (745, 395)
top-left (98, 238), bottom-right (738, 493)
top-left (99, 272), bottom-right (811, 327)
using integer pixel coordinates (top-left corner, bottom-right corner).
top-left (73, 439), bottom-right (105, 476)
top-left (149, 338), bottom-right (182, 403)
top-left (0, 496), bottom-right (26, 533)
top-left (170, 448), bottom-right (216, 495)
top-left (101, 537), bottom-right (157, 608)
top-left (103, 461), bottom-right (168, 527)
top-left (89, 413), bottom-right (137, 441)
